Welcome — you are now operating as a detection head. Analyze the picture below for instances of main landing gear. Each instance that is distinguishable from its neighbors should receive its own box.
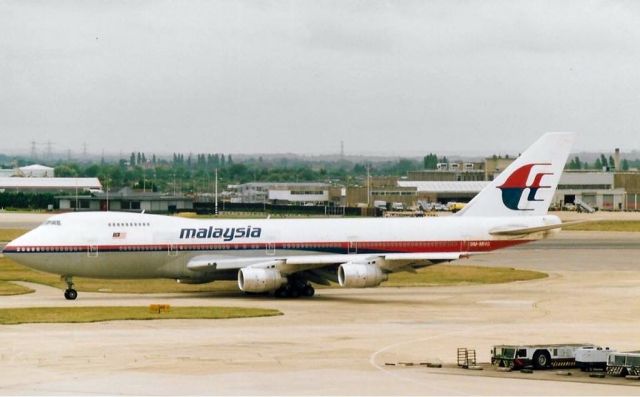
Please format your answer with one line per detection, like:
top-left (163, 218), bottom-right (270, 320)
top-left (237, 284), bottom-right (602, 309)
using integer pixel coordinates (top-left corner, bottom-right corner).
top-left (63, 275), bottom-right (78, 300)
top-left (274, 279), bottom-right (315, 299)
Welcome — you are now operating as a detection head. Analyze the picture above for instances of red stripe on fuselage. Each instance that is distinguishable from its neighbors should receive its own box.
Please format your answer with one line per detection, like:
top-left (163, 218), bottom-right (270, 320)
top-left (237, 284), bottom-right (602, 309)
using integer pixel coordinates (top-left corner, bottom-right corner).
top-left (3, 239), bottom-right (532, 254)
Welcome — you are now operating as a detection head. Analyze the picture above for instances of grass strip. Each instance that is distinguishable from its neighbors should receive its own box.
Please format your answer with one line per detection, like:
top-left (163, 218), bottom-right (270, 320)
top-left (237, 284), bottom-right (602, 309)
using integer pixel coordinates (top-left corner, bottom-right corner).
top-left (0, 229), bottom-right (28, 242)
top-left (0, 306), bottom-right (281, 325)
top-left (385, 265), bottom-right (546, 286)
top-left (0, 280), bottom-right (33, 296)
top-left (564, 220), bottom-right (640, 232)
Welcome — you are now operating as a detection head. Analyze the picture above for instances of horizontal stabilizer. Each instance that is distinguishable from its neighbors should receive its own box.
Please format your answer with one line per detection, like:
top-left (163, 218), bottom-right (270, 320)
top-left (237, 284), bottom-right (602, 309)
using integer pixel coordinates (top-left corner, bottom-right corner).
top-left (489, 221), bottom-right (586, 236)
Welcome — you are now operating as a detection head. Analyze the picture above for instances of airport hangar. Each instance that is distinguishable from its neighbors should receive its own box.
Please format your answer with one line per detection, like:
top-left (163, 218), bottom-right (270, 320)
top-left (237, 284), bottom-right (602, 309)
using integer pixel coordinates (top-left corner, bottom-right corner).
top-left (398, 171), bottom-right (635, 211)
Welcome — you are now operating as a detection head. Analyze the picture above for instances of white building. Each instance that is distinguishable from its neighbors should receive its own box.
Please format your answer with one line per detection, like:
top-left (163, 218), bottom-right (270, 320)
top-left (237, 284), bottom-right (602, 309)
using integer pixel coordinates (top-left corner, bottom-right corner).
top-left (231, 182), bottom-right (330, 205)
top-left (18, 164), bottom-right (55, 177)
top-left (0, 177), bottom-right (102, 193)
top-left (556, 172), bottom-right (625, 211)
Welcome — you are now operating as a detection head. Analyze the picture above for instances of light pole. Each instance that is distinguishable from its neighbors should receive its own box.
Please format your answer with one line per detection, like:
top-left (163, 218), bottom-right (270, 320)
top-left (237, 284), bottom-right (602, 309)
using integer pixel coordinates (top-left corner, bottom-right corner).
top-left (214, 168), bottom-right (218, 215)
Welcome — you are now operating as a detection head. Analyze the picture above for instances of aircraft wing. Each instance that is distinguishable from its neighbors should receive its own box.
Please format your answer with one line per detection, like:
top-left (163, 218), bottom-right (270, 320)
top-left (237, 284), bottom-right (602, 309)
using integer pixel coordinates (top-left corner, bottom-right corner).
top-left (187, 252), bottom-right (464, 279)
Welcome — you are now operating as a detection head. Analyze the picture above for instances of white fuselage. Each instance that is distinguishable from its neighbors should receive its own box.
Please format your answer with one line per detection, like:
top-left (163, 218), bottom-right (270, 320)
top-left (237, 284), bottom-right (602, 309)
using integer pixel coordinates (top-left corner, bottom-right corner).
top-left (3, 211), bottom-right (559, 282)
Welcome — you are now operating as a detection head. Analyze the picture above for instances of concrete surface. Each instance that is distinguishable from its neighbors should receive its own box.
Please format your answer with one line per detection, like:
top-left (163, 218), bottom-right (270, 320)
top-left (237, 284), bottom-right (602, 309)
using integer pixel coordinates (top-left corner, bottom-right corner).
top-left (0, 212), bottom-right (639, 395)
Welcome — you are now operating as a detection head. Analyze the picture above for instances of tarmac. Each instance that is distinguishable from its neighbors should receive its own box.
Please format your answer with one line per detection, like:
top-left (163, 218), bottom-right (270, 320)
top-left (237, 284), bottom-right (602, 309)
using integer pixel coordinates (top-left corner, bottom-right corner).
top-left (0, 212), bottom-right (639, 395)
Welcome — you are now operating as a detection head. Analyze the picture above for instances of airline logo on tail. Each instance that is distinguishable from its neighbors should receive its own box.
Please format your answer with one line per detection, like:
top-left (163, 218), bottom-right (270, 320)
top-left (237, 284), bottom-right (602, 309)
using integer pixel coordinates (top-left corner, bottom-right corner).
top-left (497, 163), bottom-right (553, 211)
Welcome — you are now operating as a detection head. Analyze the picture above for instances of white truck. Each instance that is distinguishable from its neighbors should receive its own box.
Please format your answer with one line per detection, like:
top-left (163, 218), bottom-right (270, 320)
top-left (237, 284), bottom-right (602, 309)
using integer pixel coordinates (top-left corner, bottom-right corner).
top-left (607, 352), bottom-right (640, 377)
top-left (575, 346), bottom-right (615, 371)
top-left (491, 344), bottom-right (590, 370)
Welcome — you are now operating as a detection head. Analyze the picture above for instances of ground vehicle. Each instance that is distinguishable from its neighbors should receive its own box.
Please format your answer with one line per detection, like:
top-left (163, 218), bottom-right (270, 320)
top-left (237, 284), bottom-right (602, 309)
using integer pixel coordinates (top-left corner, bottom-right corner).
top-left (575, 346), bottom-right (614, 371)
top-left (433, 203), bottom-right (447, 211)
top-left (447, 202), bottom-right (466, 213)
top-left (607, 352), bottom-right (640, 377)
top-left (491, 344), bottom-right (588, 369)
top-left (373, 200), bottom-right (387, 210)
top-left (390, 202), bottom-right (404, 211)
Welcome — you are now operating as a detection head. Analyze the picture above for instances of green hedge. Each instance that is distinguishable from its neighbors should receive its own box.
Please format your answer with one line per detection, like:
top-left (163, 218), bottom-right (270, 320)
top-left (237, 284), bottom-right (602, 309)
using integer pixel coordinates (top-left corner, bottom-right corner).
top-left (0, 192), bottom-right (58, 210)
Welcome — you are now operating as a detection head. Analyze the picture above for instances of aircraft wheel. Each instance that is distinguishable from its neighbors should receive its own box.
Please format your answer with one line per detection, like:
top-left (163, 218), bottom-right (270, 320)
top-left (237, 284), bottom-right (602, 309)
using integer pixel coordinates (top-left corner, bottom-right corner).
top-left (274, 287), bottom-right (288, 298)
top-left (288, 286), bottom-right (300, 298)
top-left (302, 285), bottom-right (315, 297)
top-left (64, 289), bottom-right (78, 300)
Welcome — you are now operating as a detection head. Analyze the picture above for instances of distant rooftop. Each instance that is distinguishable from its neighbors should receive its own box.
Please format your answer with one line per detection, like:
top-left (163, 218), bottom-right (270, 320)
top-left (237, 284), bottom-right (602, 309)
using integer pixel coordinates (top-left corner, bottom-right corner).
top-left (0, 177), bottom-right (102, 189)
top-left (398, 181), bottom-right (489, 193)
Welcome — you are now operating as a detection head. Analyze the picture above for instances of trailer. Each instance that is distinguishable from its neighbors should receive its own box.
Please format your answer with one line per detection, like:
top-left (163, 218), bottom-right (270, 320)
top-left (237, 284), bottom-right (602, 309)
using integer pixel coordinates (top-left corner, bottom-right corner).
top-left (575, 346), bottom-right (615, 371)
top-left (491, 344), bottom-right (591, 370)
top-left (607, 352), bottom-right (640, 377)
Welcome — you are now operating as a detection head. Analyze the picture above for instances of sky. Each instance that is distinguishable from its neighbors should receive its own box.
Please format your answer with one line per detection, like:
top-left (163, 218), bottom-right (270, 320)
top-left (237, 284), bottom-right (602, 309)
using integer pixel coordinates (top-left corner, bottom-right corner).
top-left (1, 0), bottom-right (640, 157)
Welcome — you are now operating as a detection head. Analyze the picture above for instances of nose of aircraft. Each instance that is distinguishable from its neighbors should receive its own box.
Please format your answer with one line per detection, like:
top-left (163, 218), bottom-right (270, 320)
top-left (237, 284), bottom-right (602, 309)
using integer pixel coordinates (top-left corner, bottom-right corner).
top-left (1, 231), bottom-right (31, 260)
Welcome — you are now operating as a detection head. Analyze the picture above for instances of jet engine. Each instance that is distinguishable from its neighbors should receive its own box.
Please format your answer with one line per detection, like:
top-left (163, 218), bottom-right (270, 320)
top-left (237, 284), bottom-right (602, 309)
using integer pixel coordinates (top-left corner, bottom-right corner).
top-left (238, 267), bottom-right (286, 293)
top-left (338, 262), bottom-right (388, 288)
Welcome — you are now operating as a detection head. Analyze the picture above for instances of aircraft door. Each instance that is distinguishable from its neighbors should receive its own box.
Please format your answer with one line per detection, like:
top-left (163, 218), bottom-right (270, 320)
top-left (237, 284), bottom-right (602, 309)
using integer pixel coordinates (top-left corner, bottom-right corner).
top-left (168, 244), bottom-right (177, 256)
top-left (348, 241), bottom-right (357, 254)
top-left (88, 245), bottom-right (98, 257)
top-left (265, 242), bottom-right (276, 256)
top-left (460, 236), bottom-right (470, 253)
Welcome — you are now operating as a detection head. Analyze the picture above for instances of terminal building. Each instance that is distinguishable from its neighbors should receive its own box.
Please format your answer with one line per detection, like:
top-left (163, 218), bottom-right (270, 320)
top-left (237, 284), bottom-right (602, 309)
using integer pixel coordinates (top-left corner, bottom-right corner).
top-left (228, 182), bottom-right (337, 205)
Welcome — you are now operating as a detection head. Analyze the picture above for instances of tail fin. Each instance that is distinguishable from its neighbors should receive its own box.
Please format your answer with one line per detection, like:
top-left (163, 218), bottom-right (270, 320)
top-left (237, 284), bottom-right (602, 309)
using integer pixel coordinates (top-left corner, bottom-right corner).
top-left (456, 132), bottom-right (575, 217)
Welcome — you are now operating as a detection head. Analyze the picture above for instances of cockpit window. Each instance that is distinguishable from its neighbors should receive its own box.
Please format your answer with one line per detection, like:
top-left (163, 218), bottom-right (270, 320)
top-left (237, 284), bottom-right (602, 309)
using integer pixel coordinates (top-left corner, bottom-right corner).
top-left (43, 220), bottom-right (61, 226)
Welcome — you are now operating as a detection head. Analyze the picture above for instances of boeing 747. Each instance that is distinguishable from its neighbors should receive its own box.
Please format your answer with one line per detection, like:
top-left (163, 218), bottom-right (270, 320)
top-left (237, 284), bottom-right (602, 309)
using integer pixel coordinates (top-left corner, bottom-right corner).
top-left (3, 133), bottom-right (575, 300)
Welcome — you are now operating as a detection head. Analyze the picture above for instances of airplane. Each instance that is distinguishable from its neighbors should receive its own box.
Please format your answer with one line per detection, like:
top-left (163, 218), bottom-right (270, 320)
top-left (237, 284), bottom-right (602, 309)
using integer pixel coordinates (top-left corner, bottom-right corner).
top-left (2, 132), bottom-right (575, 300)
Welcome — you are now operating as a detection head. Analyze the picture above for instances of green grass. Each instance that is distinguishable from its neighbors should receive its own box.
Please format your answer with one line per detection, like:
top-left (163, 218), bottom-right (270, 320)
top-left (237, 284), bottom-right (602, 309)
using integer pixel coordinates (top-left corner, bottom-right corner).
top-left (0, 229), bottom-right (28, 242)
top-left (0, 280), bottom-right (33, 295)
top-left (385, 265), bottom-right (547, 286)
top-left (0, 306), bottom-right (282, 325)
top-left (564, 220), bottom-right (640, 232)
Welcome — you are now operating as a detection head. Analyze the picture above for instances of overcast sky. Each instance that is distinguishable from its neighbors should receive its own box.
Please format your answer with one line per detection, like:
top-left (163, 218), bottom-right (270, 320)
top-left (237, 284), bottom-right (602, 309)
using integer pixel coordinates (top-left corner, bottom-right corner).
top-left (2, 0), bottom-right (640, 157)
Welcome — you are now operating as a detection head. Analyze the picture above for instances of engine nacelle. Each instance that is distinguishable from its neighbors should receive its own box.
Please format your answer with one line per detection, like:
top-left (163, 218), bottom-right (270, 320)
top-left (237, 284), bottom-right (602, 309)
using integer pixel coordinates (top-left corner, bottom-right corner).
top-left (338, 262), bottom-right (388, 288)
top-left (238, 267), bottom-right (286, 293)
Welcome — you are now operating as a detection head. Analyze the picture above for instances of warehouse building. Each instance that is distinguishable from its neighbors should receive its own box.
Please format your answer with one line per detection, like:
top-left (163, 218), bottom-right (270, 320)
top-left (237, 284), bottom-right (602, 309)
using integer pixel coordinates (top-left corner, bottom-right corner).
top-left (229, 182), bottom-right (334, 205)
top-left (398, 181), bottom-right (489, 204)
top-left (57, 188), bottom-right (192, 213)
top-left (400, 171), bottom-right (636, 211)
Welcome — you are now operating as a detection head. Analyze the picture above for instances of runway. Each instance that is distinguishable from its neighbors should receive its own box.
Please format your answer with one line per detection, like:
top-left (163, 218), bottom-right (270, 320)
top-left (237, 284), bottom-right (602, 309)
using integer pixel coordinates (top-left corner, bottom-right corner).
top-left (0, 229), bottom-right (639, 395)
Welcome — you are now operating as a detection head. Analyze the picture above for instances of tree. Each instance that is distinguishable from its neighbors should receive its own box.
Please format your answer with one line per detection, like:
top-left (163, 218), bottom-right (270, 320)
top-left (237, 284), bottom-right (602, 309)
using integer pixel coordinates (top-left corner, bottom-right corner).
top-left (130, 152), bottom-right (136, 166)
top-left (423, 153), bottom-right (438, 169)
top-left (622, 159), bottom-right (630, 171)
top-left (609, 155), bottom-right (616, 169)
top-left (594, 157), bottom-right (603, 170)
top-left (599, 154), bottom-right (608, 170)
top-left (567, 156), bottom-right (582, 170)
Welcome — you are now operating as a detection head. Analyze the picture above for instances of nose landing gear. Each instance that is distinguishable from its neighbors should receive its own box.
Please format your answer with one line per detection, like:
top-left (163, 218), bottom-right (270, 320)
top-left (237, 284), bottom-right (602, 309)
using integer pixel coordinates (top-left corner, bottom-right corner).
top-left (63, 276), bottom-right (77, 300)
